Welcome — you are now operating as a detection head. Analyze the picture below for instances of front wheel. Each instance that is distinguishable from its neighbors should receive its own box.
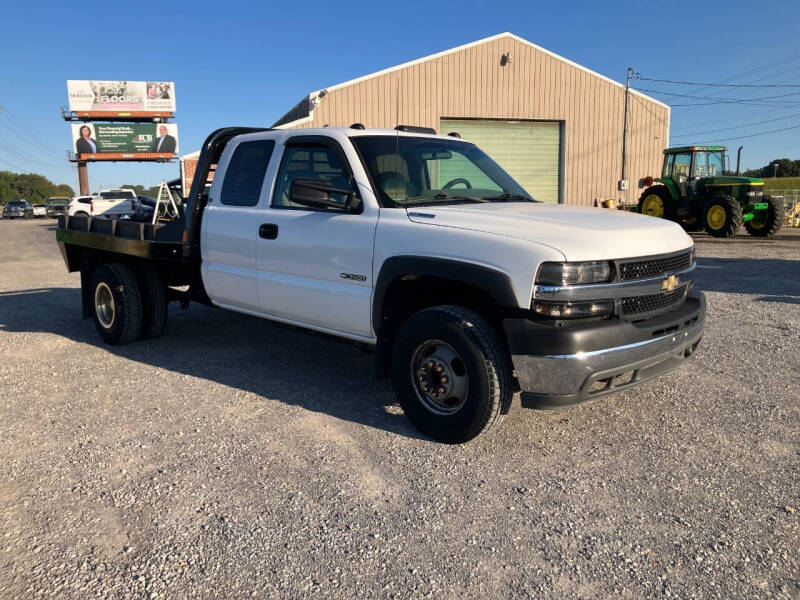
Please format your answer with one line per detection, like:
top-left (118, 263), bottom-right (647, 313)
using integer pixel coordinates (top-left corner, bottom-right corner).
top-left (704, 195), bottom-right (743, 238)
top-left (744, 195), bottom-right (783, 237)
top-left (391, 305), bottom-right (513, 444)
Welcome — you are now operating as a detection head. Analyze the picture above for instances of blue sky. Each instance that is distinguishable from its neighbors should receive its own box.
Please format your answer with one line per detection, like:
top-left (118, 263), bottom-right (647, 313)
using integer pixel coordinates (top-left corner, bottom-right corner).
top-left (1, 0), bottom-right (798, 192)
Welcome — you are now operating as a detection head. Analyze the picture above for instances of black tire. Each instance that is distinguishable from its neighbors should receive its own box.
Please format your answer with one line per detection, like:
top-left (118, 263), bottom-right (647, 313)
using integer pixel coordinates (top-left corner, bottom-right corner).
top-left (744, 195), bottom-right (783, 237)
top-left (703, 194), bottom-right (742, 238)
top-left (638, 185), bottom-right (677, 221)
top-left (74, 211), bottom-right (90, 218)
top-left (89, 263), bottom-right (143, 345)
top-left (131, 263), bottom-right (168, 339)
top-left (681, 216), bottom-right (703, 232)
top-left (391, 305), bottom-right (513, 444)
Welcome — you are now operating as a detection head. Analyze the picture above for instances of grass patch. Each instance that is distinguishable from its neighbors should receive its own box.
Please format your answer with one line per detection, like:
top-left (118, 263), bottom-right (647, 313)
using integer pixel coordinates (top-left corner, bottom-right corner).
top-left (762, 177), bottom-right (800, 191)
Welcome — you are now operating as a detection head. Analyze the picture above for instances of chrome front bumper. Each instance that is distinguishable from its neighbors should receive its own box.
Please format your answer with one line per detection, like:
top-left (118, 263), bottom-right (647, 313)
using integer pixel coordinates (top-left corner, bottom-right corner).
top-left (506, 291), bottom-right (705, 408)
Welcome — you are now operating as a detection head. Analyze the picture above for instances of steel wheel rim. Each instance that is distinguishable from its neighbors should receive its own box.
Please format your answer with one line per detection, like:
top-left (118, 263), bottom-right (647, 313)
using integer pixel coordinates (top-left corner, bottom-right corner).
top-left (94, 282), bottom-right (115, 329)
top-left (410, 339), bottom-right (469, 415)
top-left (749, 210), bottom-right (766, 229)
top-left (642, 195), bottom-right (664, 217)
top-left (707, 205), bottom-right (726, 230)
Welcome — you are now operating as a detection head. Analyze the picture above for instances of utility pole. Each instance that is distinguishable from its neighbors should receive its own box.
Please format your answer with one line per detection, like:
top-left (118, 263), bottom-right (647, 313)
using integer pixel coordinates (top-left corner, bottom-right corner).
top-left (772, 162), bottom-right (779, 179)
top-left (620, 67), bottom-right (634, 199)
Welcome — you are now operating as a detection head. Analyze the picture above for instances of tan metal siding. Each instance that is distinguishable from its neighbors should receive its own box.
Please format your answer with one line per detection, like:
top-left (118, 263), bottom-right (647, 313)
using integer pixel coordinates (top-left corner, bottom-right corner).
top-left (291, 35), bottom-right (667, 206)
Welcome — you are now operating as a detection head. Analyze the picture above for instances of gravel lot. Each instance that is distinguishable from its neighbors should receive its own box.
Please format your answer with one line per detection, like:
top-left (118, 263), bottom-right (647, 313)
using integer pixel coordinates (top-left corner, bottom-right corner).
top-left (1, 218), bottom-right (798, 599)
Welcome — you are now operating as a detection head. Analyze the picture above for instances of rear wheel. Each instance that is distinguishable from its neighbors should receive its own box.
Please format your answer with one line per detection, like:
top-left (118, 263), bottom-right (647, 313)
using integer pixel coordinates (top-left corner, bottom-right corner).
top-left (744, 195), bottom-right (783, 237)
top-left (131, 263), bottom-right (168, 339)
top-left (638, 186), bottom-right (676, 221)
top-left (90, 263), bottom-right (143, 345)
top-left (391, 305), bottom-right (513, 444)
top-left (704, 195), bottom-right (742, 238)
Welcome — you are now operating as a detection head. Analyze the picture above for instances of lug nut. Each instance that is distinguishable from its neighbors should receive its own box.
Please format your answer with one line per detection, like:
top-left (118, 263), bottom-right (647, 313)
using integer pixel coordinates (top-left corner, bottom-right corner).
top-left (436, 365), bottom-right (443, 373)
top-left (441, 376), bottom-right (448, 383)
top-left (438, 387), bottom-right (445, 394)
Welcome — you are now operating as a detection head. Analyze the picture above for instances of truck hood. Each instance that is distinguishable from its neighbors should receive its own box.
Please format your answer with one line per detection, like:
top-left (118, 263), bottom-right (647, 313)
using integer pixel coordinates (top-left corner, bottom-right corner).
top-left (406, 203), bottom-right (692, 261)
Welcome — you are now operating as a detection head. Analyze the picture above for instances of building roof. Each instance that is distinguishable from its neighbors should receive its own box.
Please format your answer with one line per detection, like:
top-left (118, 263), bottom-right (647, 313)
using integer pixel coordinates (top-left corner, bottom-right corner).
top-left (273, 31), bottom-right (668, 128)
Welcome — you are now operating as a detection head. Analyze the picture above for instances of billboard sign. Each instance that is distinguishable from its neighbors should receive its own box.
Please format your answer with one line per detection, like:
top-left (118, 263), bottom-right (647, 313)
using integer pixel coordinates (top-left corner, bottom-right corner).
top-left (67, 80), bottom-right (176, 113)
top-left (72, 123), bottom-right (179, 158)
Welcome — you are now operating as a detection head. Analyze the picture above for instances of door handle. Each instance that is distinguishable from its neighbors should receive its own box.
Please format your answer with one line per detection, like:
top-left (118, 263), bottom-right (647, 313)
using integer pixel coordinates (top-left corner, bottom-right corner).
top-left (259, 223), bottom-right (279, 240)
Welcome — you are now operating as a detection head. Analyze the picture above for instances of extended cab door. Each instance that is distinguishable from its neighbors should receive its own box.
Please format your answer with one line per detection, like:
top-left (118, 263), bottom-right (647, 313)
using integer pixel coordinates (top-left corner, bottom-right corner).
top-left (255, 135), bottom-right (378, 339)
top-left (201, 136), bottom-right (277, 311)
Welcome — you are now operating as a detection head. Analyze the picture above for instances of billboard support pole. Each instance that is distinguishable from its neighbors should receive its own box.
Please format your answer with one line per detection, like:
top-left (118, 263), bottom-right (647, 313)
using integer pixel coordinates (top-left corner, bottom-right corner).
top-left (77, 161), bottom-right (89, 196)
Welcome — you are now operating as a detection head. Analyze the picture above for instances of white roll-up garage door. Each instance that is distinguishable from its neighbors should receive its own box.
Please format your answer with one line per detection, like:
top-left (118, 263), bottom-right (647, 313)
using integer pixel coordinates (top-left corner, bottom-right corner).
top-left (440, 119), bottom-right (561, 204)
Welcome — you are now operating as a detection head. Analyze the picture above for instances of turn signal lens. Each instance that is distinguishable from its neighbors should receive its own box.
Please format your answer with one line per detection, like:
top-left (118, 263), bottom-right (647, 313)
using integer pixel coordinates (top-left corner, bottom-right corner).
top-left (532, 299), bottom-right (615, 319)
top-left (536, 261), bottom-right (612, 286)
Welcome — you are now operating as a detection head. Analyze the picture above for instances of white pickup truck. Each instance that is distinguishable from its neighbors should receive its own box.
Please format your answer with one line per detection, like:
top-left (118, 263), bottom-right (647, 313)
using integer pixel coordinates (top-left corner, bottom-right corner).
top-left (56, 126), bottom-right (705, 443)
top-left (67, 189), bottom-right (138, 219)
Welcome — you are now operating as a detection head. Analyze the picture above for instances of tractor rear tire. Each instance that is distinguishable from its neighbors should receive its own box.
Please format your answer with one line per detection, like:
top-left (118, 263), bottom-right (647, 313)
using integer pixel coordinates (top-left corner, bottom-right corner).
top-left (703, 195), bottom-right (742, 238)
top-left (638, 186), bottom-right (677, 221)
top-left (744, 195), bottom-right (783, 237)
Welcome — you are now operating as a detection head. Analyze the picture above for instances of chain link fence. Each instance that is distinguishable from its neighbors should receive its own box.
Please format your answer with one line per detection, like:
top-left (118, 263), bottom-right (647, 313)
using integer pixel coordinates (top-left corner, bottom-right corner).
top-left (768, 189), bottom-right (800, 227)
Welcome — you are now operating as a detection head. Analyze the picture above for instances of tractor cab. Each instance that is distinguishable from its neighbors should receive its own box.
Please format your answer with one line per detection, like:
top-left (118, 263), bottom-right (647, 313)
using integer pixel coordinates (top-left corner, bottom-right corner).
top-left (638, 145), bottom-right (782, 238)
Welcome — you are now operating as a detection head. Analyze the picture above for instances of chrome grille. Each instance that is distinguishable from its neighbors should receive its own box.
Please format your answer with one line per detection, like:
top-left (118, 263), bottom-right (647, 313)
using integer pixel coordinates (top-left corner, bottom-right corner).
top-left (621, 284), bottom-right (689, 319)
top-left (618, 251), bottom-right (692, 281)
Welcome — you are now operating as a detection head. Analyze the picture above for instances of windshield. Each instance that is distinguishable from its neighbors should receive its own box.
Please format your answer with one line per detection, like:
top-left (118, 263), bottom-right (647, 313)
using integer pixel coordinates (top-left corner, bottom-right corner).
top-left (8, 201), bottom-right (25, 207)
top-left (692, 151), bottom-right (724, 177)
top-left (351, 135), bottom-right (534, 207)
top-left (49, 198), bottom-right (69, 204)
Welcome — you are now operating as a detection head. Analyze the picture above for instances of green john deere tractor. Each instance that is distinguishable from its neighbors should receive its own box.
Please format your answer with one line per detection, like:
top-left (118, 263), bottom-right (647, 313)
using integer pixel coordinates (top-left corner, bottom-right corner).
top-left (638, 145), bottom-right (783, 238)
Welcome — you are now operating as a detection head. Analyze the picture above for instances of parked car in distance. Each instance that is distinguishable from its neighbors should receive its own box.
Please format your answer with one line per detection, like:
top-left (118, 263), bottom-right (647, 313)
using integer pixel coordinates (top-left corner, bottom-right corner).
top-left (134, 195), bottom-right (156, 221)
top-left (31, 204), bottom-right (47, 218)
top-left (66, 189), bottom-right (138, 219)
top-left (3, 200), bottom-right (32, 219)
top-left (66, 196), bottom-right (96, 218)
top-left (46, 197), bottom-right (70, 218)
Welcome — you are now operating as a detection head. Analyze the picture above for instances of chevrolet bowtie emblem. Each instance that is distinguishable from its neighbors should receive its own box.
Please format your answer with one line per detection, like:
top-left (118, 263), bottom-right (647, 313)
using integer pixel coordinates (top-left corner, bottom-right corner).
top-left (661, 274), bottom-right (680, 292)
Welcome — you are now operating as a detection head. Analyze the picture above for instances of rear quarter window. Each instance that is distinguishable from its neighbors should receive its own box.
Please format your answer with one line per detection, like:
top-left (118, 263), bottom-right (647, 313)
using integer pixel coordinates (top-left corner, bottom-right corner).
top-left (220, 140), bottom-right (276, 207)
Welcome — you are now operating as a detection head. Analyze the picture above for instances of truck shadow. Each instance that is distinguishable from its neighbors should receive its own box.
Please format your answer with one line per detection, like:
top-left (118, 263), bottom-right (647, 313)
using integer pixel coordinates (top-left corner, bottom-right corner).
top-left (0, 287), bottom-right (422, 440)
top-left (694, 257), bottom-right (800, 299)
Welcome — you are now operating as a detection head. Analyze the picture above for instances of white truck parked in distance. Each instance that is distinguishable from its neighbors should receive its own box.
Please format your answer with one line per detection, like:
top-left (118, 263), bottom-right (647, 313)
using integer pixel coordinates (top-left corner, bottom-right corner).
top-left (67, 189), bottom-right (138, 219)
top-left (56, 126), bottom-right (705, 443)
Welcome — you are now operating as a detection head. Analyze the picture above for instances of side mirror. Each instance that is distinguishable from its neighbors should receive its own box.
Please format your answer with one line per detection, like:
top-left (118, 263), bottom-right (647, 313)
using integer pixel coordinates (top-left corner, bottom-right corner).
top-left (289, 178), bottom-right (361, 212)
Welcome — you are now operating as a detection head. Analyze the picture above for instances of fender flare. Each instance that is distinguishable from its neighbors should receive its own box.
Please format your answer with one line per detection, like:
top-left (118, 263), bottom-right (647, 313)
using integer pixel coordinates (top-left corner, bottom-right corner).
top-left (371, 255), bottom-right (519, 333)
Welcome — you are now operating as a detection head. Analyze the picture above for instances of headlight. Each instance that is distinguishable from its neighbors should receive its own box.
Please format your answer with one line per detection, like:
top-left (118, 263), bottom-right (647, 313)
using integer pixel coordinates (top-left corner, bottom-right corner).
top-left (532, 299), bottom-right (615, 319)
top-left (536, 261), bottom-right (612, 286)
top-left (746, 190), bottom-right (763, 197)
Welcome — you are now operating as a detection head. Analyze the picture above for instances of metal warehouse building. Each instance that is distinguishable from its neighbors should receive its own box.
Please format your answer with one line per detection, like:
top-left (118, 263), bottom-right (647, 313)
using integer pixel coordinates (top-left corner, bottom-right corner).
top-left (270, 32), bottom-right (669, 206)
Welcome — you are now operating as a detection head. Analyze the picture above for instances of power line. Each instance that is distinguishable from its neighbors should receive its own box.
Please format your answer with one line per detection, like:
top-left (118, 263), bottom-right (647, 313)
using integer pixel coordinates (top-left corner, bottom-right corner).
top-left (637, 77), bottom-right (800, 88)
top-left (0, 106), bottom-right (66, 160)
top-left (671, 105), bottom-right (799, 132)
top-left (671, 112), bottom-right (800, 138)
top-left (0, 138), bottom-right (72, 169)
top-left (0, 156), bottom-right (31, 173)
top-left (669, 52), bottom-right (800, 110)
top-left (693, 123), bottom-right (800, 144)
top-left (633, 87), bottom-right (800, 104)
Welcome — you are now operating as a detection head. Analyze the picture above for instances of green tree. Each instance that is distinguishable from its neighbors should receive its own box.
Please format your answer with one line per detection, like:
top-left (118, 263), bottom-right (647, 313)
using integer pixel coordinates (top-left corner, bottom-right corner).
top-left (0, 170), bottom-right (75, 205)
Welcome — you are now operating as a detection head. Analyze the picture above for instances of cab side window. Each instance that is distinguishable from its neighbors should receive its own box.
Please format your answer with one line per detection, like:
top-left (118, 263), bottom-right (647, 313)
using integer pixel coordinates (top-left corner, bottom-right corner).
top-left (272, 144), bottom-right (353, 209)
top-left (220, 140), bottom-right (275, 207)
